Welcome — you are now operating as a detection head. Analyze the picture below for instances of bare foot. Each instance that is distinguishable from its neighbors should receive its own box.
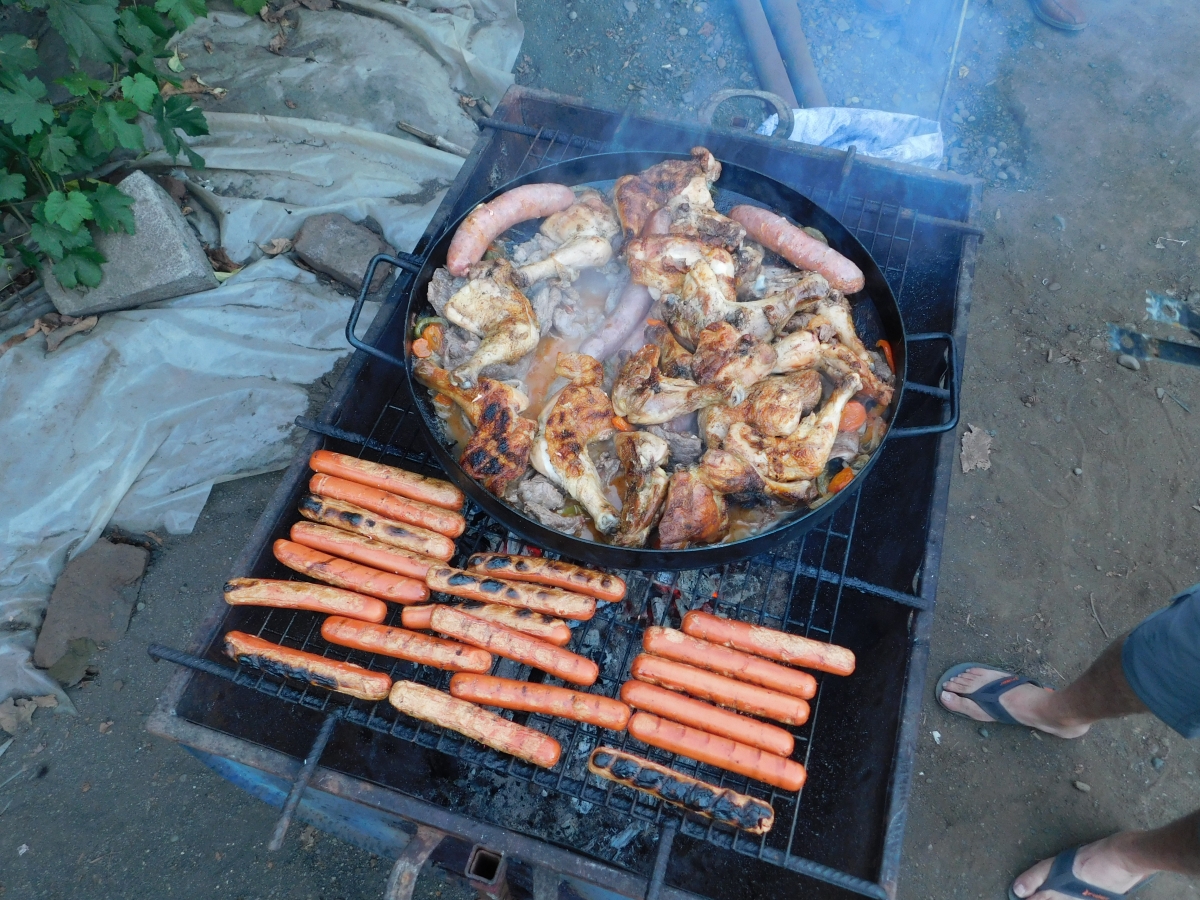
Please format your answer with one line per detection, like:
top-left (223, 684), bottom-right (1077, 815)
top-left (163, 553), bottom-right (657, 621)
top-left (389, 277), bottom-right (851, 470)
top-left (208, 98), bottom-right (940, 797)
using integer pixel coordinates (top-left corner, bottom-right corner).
top-left (1012, 834), bottom-right (1156, 899)
top-left (939, 668), bottom-right (1089, 739)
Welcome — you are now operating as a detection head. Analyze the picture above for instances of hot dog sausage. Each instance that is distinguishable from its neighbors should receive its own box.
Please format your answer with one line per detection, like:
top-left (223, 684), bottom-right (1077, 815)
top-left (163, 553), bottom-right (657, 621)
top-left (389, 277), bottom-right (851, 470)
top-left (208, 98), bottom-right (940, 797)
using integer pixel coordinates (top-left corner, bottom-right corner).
top-left (630, 655), bottom-right (810, 726)
top-left (642, 627), bottom-right (817, 699)
top-left (465, 553), bottom-right (625, 602)
top-left (429, 606), bottom-right (599, 686)
top-left (224, 631), bottom-right (391, 701)
top-left (446, 184), bottom-right (577, 277)
top-left (620, 680), bottom-right (794, 757)
top-left (320, 617), bottom-right (493, 673)
top-left (729, 205), bottom-right (864, 294)
top-left (309, 474), bottom-right (465, 538)
top-left (449, 674), bottom-right (630, 731)
top-left (273, 539), bottom-right (429, 604)
top-left (426, 566), bottom-right (595, 620)
top-left (298, 494), bottom-right (456, 561)
top-left (388, 681), bottom-right (561, 768)
top-left (309, 450), bottom-right (464, 511)
top-left (681, 610), bottom-right (855, 676)
top-left (402, 602), bottom-right (573, 647)
top-left (589, 748), bottom-right (775, 834)
top-left (224, 577), bottom-right (388, 623)
top-left (289, 522), bottom-right (440, 581)
top-left (627, 712), bottom-right (806, 792)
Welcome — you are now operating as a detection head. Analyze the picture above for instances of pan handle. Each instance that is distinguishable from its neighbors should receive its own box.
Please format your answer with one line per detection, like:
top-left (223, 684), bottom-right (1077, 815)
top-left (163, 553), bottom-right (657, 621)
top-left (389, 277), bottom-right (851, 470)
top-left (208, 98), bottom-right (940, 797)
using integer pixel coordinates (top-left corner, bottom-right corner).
top-left (345, 252), bottom-right (425, 370)
top-left (889, 332), bottom-right (959, 438)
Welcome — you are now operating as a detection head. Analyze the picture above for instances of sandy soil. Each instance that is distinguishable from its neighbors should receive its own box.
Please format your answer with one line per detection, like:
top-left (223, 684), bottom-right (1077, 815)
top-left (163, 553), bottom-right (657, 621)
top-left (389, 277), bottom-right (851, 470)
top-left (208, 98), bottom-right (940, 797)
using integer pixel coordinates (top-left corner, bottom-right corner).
top-left (2, 0), bottom-right (1198, 898)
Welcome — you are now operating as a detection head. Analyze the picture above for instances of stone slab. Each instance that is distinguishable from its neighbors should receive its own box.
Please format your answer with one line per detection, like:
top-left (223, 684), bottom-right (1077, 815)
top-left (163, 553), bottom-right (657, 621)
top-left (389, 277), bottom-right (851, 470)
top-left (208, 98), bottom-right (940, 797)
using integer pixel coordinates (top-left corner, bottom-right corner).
top-left (45, 171), bottom-right (218, 317)
top-left (293, 212), bottom-right (390, 292)
top-left (33, 539), bottom-right (149, 670)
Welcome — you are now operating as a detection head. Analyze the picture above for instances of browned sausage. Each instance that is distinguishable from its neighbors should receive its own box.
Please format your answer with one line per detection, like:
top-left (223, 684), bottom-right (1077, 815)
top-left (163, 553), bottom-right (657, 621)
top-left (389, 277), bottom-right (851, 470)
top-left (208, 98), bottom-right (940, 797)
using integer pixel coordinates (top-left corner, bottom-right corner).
top-left (309, 474), bottom-right (465, 538)
top-left (465, 553), bottom-right (626, 602)
top-left (627, 712), bottom-right (806, 792)
top-left (426, 566), bottom-right (595, 620)
top-left (728, 205), bottom-right (864, 294)
top-left (224, 631), bottom-right (391, 701)
top-left (273, 539), bottom-right (429, 604)
top-left (449, 674), bottom-right (630, 730)
top-left (620, 680), bottom-right (793, 757)
top-left (446, 184), bottom-right (577, 277)
top-left (309, 450), bottom-right (464, 510)
top-left (223, 577), bottom-right (387, 623)
top-left (429, 606), bottom-right (598, 686)
top-left (388, 681), bottom-right (561, 768)
top-left (681, 610), bottom-right (855, 676)
top-left (642, 626), bottom-right (817, 699)
top-left (630, 654), bottom-right (809, 726)
top-left (402, 602), bottom-right (573, 646)
top-left (289, 522), bottom-right (439, 581)
top-left (298, 494), bottom-right (456, 561)
top-left (320, 617), bottom-right (493, 673)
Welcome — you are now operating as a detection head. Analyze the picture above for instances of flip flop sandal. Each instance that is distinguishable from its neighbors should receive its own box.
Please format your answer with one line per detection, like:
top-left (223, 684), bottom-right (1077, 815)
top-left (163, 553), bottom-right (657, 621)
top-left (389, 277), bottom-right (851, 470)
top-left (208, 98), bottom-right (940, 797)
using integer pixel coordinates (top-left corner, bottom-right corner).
top-left (936, 662), bottom-right (1046, 726)
top-left (1006, 846), bottom-right (1156, 900)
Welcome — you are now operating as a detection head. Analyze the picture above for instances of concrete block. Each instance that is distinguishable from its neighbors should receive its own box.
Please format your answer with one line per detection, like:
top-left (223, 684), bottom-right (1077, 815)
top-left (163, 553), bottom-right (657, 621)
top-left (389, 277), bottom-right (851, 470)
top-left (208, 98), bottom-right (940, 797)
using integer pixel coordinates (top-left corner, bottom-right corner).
top-left (45, 171), bottom-right (218, 317)
top-left (293, 213), bottom-right (390, 291)
top-left (33, 539), bottom-right (149, 670)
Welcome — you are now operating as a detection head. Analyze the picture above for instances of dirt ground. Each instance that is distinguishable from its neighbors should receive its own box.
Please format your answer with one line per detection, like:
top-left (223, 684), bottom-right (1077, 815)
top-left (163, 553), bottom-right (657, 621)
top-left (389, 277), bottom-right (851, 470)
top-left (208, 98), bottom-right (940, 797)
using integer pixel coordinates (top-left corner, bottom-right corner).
top-left (3, 0), bottom-right (1200, 898)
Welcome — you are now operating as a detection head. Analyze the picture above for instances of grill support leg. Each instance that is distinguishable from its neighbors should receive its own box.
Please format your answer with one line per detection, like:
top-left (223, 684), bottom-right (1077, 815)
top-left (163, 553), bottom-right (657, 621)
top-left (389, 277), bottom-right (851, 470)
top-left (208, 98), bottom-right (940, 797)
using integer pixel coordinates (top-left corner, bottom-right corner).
top-left (268, 712), bottom-right (339, 851)
top-left (644, 821), bottom-right (678, 900)
top-left (384, 825), bottom-right (446, 900)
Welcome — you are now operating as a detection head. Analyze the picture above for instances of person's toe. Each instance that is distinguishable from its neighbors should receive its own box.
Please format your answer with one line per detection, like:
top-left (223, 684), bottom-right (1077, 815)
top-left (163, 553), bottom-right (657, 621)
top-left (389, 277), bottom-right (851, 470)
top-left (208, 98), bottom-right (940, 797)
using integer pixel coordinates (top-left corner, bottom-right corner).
top-left (1010, 856), bottom-right (1053, 899)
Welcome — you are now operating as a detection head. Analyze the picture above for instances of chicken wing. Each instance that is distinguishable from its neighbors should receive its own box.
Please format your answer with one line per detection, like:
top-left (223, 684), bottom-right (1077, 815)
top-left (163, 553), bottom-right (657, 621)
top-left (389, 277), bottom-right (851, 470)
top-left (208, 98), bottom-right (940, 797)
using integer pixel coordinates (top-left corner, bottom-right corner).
top-left (656, 466), bottom-right (729, 550)
top-left (611, 344), bottom-right (727, 425)
top-left (698, 449), bottom-right (816, 506)
top-left (518, 189), bottom-right (620, 285)
top-left (771, 329), bottom-right (821, 373)
top-left (691, 322), bottom-right (777, 405)
top-left (644, 320), bottom-right (694, 379)
top-left (724, 373), bottom-right (862, 482)
top-left (815, 343), bottom-right (894, 406)
top-left (531, 353), bottom-right (620, 533)
top-left (746, 370), bottom-right (824, 437)
top-left (625, 235), bottom-right (736, 302)
top-left (442, 259), bottom-right (540, 387)
top-left (414, 360), bottom-right (536, 496)
top-left (666, 259), bottom-right (830, 350)
top-left (615, 147), bottom-right (725, 241)
top-left (613, 431), bottom-right (671, 547)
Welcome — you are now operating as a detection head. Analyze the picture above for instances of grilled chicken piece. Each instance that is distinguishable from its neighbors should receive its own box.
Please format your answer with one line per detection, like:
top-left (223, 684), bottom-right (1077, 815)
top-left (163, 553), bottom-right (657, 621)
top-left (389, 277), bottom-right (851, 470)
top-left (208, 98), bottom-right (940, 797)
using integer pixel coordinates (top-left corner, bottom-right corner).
top-left (699, 449), bottom-right (816, 505)
top-left (531, 353), bottom-right (620, 534)
top-left (698, 401), bottom-right (749, 449)
top-left (443, 259), bottom-right (540, 387)
top-left (816, 343), bottom-right (894, 406)
top-left (518, 189), bottom-right (620, 285)
top-left (666, 260), bottom-right (830, 350)
top-left (771, 329), bottom-right (822, 373)
top-left (625, 235), bottom-right (736, 302)
top-left (656, 466), bottom-right (729, 550)
top-left (614, 147), bottom-right (724, 241)
top-left (691, 323), bottom-right (777, 405)
top-left (414, 361), bottom-right (536, 495)
top-left (611, 344), bottom-right (726, 426)
top-left (734, 241), bottom-right (765, 300)
top-left (613, 431), bottom-right (671, 547)
top-left (644, 320), bottom-right (694, 379)
top-left (746, 370), bottom-right (824, 437)
top-left (725, 374), bottom-right (862, 482)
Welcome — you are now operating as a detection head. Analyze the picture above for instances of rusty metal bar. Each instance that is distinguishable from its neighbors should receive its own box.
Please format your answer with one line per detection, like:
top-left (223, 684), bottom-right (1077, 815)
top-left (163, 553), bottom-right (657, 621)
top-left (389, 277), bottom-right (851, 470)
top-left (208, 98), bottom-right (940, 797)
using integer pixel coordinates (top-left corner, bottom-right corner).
top-left (268, 712), bottom-right (339, 851)
top-left (385, 825), bottom-right (446, 900)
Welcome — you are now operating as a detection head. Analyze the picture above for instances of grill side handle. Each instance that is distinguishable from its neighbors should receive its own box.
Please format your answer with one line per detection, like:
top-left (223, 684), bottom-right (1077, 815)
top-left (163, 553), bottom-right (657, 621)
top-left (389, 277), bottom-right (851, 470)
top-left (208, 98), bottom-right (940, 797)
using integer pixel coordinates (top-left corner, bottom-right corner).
top-left (888, 332), bottom-right (960, 439)
top-left (346, 253), bottom-right (425, 370)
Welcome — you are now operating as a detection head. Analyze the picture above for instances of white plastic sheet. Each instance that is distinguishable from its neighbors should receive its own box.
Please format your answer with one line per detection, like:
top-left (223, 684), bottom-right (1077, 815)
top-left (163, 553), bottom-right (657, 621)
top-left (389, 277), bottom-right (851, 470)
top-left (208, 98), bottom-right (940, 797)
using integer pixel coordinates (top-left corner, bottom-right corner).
top-left (759, 107), bottom-right (944, 169)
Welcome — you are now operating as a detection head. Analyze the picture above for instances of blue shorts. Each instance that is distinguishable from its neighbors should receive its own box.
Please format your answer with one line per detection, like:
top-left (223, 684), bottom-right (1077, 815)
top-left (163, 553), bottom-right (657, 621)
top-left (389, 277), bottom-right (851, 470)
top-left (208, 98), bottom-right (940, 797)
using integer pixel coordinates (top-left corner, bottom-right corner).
top-left (1122, 583), bottom-right (1200, 739)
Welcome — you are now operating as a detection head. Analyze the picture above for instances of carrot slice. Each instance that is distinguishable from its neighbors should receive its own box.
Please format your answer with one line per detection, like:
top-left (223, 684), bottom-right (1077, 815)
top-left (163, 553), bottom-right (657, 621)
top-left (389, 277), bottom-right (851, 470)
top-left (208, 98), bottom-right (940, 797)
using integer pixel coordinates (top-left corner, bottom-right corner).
top-left (412, 338), bottom-right (432, 358)
top-left (876, 339), bottom-right (895, 372)
top-left (828, 467), bottom-right (855, 494)
top-left (612, 415), bottom-right (636, 432)
top-left (839, 401), bottom-right (867, 432)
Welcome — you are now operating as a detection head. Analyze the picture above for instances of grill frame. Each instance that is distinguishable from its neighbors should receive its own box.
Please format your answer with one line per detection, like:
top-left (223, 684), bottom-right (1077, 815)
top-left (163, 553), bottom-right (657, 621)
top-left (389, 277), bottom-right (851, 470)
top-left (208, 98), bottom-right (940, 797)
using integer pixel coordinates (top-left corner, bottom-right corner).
top-left (148, 86), bottom-right (981, 900)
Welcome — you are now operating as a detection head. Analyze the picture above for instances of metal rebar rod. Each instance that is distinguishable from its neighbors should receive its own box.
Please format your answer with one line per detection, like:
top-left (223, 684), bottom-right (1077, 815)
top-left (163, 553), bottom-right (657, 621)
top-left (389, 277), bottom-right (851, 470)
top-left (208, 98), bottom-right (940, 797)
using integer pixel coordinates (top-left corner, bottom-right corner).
top-left (644, 820), bottom-right (678, 900)
top-left (268, 712), bottom-right (339, 851)
top-left (729, 0), bottom-right (800, 108)
top-left (759, 0), bottom-right (829, 108)
top-left (294, 416), bottom-right (425, 462)
top-left (937, 0), bottom-right (971, 122)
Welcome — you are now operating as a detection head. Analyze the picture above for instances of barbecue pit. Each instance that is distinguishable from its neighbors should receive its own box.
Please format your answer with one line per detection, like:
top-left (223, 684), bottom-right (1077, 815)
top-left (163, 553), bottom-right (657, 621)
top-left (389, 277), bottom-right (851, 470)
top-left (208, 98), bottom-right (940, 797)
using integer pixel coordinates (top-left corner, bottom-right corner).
top-left (148, 86), bottom-right (981, 900)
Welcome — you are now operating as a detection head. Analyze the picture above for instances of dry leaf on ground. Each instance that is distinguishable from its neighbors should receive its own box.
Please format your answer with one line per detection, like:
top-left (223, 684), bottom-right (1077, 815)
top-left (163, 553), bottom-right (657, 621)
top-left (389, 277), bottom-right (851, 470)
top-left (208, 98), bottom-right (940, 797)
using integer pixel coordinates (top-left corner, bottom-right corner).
top-left (0, 697), bottom-right (37, 734)
top-left (960, 424), bottom-right (993, 473)
top-left (259, 238), bottom-right (293, 256)
top-left (268, 30), bottom-right (288, 54)
top-left (205, 246), bottom-right (242, 274)
top-left (161, 76), bottom-right (227, 100)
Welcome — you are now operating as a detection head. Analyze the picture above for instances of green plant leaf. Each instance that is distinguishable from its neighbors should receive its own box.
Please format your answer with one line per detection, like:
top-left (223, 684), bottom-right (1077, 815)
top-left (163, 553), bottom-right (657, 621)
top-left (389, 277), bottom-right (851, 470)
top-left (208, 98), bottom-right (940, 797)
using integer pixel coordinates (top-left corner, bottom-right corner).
top-left (0, 34), bottom-right (38, 73)
top-left (153, 0), bottom-right (206, 31)
top-left (119, 73), bottom-right (157, 112)
top-left (117, 7), bottom-right (165, 55)
top-left (0, 74), bottom-right (53, 136)
top-left (29, 125), bottom-right (78, 173)
top-left (29, 219), bottom-right (91, 260)
top-left (128, 4), bottom-right (173, 36)
top-left (0, 169), bottom-right (25, 201)
top-left (54, 246), bottom-right (106, 289)
top-left (157, 94), bottom-right (207, 136)
top-left (46, 0), bottom-right (123, 62)
top-left (93, 101), bottom-right (144, 151)
top-left (87, 181), bottom-right (135, 233)
top-left (183, 144), bottom-right (204, 169)
top-left (232, 0), bottom-right (266, 13)
top-left (56, 70), bottom-right (108, 97)
top-left (44, 188), bottom-right (93, 231)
